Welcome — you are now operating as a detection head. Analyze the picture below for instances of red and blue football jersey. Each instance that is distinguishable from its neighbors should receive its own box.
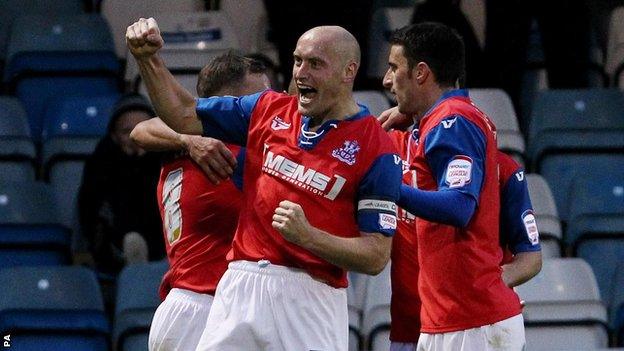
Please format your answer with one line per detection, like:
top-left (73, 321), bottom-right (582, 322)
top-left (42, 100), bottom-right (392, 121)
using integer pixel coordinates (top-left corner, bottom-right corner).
top-left (195, 90), bottom-right (402, 288)
top-left (414, 89), bottom-right (521, 333)
top-left (498, 151), bottom-right (541, 265)
top-left (156, 145), bottom-right (244, 299)
top-left (388, 129), bottom-right (421, 342)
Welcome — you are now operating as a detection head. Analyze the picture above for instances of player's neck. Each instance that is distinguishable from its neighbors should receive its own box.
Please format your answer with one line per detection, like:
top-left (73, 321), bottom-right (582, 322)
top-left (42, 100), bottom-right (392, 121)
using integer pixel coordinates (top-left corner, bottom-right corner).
top-left (308, 100), bottom-right (360, 131)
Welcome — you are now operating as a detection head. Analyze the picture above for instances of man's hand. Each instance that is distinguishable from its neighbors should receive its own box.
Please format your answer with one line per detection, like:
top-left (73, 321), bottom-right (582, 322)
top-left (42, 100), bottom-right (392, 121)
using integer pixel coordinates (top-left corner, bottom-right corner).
top-left (126, 17), bottom-right (163, 59)
top-left (181, 135), bottom-right (237, 184)
top-left (272, 201), bottom-right (315, 247)
top-left (378, 106), bottom-right (413, 131)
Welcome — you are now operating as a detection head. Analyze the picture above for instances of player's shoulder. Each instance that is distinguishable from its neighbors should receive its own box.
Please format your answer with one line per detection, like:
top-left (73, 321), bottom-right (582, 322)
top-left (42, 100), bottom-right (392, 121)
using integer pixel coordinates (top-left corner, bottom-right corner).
top-left (352, 115), bottom-right (399, 154)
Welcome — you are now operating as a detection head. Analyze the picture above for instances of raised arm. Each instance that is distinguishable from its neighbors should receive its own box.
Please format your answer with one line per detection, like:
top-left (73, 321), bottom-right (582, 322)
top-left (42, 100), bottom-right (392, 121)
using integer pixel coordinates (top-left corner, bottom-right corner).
top-left (126, 18), bottom-right (202, 135)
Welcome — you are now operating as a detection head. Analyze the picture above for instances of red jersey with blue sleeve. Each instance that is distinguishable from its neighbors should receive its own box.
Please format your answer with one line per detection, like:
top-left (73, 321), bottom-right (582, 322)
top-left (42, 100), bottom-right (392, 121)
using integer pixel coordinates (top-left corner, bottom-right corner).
top-left (388, 129), bottom-right (421, 342)
top-left (498, 151), bottom-right (541, 265)
top-left (414, 89), bottom-right (521, 333)
top-left (195, 90), bottom-right (402, 288)
top-left (156, 145), bottom-right (244, 300)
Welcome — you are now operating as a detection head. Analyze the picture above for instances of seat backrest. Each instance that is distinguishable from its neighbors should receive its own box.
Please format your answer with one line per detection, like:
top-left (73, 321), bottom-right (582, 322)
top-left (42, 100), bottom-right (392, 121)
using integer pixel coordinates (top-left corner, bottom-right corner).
top-left (611, 259), bottom-right (624, 328)
top-left (526, 174), bottom-right (561, 240)
top-left (606, 6), bottom-right (624, 77)
top-left (125, 11), bottom-right (240, 82)
top-left (0, 0), bottom-right (83, 62)
top-left (42, 95), bottom-right (119, 141)
top-left (0, 266), bottom-right (104, 311)
top-left (367, 7), bottom-right (414, 79)
top-left (101, 0), bottom-right (205, 58)
top-left (516, 258), bottom-right (607, 323)
top-left (0, 181), bottom-right (61, 225)
top-left (353, 91), bottom-right (391, 117)
top-left (221, 0), bottom-right (274, 54)
top-left (528, 89), bottom-right (624, 168)
top-left (0, 97), bottom-right (31, 138)
top-left (115, 261), bottom-right (168, 316)
top-left (5, 14), bottom-right (118, 79)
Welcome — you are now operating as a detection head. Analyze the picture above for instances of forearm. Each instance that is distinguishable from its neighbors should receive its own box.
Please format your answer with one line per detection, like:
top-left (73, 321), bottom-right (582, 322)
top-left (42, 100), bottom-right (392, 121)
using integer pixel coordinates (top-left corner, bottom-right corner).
top-left (130, 118), bottom-right (185, 151)
top-left (399, 185), bottom-right (476, 227)
top-left (501, 251), bottom-right (542, 287)
top-left (135, 55), bottom-right (201, 134)
top-left (300, 228), bottom-right (391, 275)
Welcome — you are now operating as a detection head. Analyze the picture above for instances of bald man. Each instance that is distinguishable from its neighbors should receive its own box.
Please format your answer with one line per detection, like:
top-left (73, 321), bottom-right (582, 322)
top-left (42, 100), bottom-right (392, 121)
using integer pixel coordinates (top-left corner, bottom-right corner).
top-left (126, 19), bottom-right (401, 351)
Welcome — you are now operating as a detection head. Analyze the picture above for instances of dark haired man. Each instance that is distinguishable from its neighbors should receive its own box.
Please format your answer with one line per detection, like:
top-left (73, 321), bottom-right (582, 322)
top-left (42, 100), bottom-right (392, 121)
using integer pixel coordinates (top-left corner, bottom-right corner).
top-left (383, 23), bottom-right (525, 350)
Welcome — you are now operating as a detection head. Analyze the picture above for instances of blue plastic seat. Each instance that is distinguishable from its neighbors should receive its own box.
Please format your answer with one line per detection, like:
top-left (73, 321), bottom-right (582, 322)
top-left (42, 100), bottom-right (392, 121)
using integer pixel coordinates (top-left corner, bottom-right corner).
top-left (0, 0), bottom-right (83, 63)
top-left (4, 14), bottom-right (120, 142)
top-left (113, 261), bottom-right (168, 351)
top-left (0, 97), bottom-right (36, 181)
top-left (528, 89), bottom-right (624, 171)
top-left (0, 181), bottom-right (70, 267)
top-left (0, 266), bottom-right (109, 351)
top-left (540, 154), bottom-right (624, 224)
top-left (568, 172), bottom-right (624, 321)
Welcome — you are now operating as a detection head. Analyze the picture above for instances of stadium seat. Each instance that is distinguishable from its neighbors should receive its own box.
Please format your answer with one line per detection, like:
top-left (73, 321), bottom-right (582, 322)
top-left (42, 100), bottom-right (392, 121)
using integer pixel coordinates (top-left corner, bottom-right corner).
top-left (0, 97), bottom-right (36, 182)
top-left (361, 262), bottom-right (392, 351)
top-left (4, 14), bottom-right (120, 142)
top-left (113, 261), bottom-right (168, 351)
top-left (0, 0), bottom-right (83, 64)
top-left (526, 174), bottom-right (562, 258)
top-left (606, 6), bottom-right (624, 87)
top-left (470, 88), bottom-right (526, 159)
top-left (516, 258), bottom-right (609, 350)
top-left (367, 7), bottom-right (414, 79)
top-left (610, 259), bottom-right (624, 332)
top-left (0, 266), bottom-right (109, 351)
top-left (567, 172), bottom-right (624, 316)
top-left (138, 72), bottom-right (199, 98)
top-left (540, 154), bottom-right (624, 224)
top-left (528, 89), bottom-right (624, 171)
top-left (0, 181), bottom-right (71, 267)
top-left (221, 0), bottom-right (279, 63)
top-left (353, 90), bottom-right (391, 117)
top-left (125, 11), bottom-right (240, 87)
top-left (100, 0), bottom-right (205, 58)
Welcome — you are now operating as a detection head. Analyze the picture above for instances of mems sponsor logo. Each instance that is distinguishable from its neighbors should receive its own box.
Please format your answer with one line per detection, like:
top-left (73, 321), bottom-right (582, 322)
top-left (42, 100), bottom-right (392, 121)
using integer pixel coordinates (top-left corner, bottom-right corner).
top-left (262, 148), bottom-right (346, 200)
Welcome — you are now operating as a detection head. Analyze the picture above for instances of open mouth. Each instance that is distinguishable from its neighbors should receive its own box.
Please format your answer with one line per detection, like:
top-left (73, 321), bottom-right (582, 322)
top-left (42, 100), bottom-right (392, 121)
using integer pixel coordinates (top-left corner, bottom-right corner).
top-left (297, 85), bottom-right (318, 104)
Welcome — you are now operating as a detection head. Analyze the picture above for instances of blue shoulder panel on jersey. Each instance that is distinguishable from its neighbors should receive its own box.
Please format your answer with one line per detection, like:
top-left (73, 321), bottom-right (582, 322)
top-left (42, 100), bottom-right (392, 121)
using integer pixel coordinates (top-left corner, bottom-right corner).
top-left (196, 90), bottom-right (265, 146)
top-left (501, 169), bottom-right (542, 253)
top-left (357, 153), bottom-right (402, 236)
top-left (231, 147), bottom-right (246, 191)
top-left (424, 115), bottom-right (486, 201)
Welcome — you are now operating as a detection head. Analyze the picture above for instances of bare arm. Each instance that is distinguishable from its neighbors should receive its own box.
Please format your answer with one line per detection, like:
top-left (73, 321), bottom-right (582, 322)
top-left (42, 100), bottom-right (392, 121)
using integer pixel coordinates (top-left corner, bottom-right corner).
top-left (502, 251), bottom-right (542, 287)
top-left (130, 117), bottom-right (186, 151)
top-left (126, 18), bottom-right (202, 135)
top-left (272, 200), bottom-right (391, 275)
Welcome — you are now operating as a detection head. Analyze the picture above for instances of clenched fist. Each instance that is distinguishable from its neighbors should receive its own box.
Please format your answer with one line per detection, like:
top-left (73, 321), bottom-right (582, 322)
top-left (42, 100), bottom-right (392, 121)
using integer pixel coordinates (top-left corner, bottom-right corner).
top-left (126, 17), bottom-right (163, 59)
top-left (272, 201), bottom-right (315, 247)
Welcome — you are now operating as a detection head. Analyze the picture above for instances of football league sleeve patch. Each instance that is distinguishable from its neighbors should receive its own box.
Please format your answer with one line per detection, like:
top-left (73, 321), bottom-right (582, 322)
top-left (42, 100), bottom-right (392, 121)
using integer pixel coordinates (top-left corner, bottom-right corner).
top-left (196, 91), bottom-right (264, 145)
top-left (356, 153), bottom-right (402, 236)
top-left (501, 169), bottom-right (542, 253)
top-left (424, 115), bottom-right (486, 201)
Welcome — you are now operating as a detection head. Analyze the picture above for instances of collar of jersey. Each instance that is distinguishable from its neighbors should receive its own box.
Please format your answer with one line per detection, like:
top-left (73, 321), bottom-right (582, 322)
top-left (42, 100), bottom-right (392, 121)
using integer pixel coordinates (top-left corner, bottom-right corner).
top-left (298, 104), bottom-right (370, 150)
top-left (418, 88), bottom-right (468, 128)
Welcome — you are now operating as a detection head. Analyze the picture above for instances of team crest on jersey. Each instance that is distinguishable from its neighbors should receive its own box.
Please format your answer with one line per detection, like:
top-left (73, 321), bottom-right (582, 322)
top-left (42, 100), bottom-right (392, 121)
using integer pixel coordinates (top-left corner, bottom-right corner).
top-left (522, 210), bottom-right (540, 245)
top-left (271, 116), bottom-right (291, 130)
top-left (331, 140), bottom-right (360, 165)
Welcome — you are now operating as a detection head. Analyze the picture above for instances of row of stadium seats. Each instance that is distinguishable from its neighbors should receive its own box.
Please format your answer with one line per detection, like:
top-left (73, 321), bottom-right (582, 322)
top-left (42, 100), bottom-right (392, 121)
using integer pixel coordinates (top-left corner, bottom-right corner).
top-left (0, 262), bottom-right (166, 351)
top-left (348, 258), bottom-right (624, 351)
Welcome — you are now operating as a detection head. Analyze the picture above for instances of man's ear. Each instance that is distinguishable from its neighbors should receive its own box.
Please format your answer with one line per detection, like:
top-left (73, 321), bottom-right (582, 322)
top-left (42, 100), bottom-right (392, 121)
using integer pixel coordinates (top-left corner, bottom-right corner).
top-left (344, 61), bottom-right (359, 83)
top-left (414, 62), bottom-right (430, 84)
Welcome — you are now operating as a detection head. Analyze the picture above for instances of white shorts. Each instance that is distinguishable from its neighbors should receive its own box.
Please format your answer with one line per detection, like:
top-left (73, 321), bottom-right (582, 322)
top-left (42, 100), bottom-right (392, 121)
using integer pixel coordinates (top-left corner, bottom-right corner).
top-left (417, 314), bottom-right (525, 351)
top-left (391, 342), bottom-right (418, 351)
top-left (148, 288), bottom-right (214, 351)
top-left (195, 260), bottom-right (349, 351)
